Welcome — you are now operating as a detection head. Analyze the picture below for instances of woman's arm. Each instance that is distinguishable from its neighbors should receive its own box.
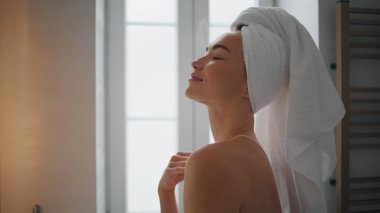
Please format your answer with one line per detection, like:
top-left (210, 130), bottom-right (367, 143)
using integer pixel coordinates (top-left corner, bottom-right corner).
top-left (158, 152), bottom-right (192, 213)
top-left (158, 190), bottom-right (178, 213)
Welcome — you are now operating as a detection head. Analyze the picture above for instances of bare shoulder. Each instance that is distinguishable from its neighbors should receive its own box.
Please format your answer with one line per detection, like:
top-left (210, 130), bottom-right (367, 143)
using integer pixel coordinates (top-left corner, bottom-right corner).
top-left (184, 137), bottom-right (281, 212)
top-left (184, 143), bottom-right (243, 212)
top-left (193, 136), bottom-right (266, 161)
top-left (185, 143), bottom-right (227, 179)
top-left (187, 142), bottom-right (223, 163)
top-left (186, 136), bottom-right (266, 171)
top-left (184, 137), bottom-right (264, 193)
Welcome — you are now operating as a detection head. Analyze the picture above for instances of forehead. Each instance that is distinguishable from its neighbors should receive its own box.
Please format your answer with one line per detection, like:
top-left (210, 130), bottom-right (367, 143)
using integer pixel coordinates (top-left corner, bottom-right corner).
top-left (210, 31), bottom-right (243, 54)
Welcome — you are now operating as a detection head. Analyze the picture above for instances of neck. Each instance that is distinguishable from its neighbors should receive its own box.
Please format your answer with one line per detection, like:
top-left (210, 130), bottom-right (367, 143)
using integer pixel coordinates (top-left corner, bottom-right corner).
top-left (207, 99), bottom-right (257, 143)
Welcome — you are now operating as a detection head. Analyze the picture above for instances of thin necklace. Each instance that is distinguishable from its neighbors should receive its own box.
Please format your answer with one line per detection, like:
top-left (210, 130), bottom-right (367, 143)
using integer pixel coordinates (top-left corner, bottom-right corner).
top-left (234, 134), bottom-right (266, 153)
top-left (230, 134), bottom-right (258, 143)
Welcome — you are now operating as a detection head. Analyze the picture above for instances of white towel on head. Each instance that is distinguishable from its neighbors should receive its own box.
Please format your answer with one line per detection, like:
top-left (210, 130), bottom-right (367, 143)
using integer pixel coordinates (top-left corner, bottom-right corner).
top-left (230, 7), bottom-right (345, 213)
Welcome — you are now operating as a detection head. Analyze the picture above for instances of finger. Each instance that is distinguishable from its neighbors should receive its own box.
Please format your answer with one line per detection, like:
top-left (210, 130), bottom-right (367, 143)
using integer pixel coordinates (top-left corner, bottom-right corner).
top-left (168, 161), bottom-right (186, 168)
top-left (170, 155), bottom-right (189, 162)
top-left (176, 152), bottom-right (192, 156)
top-left (166, 167), bottom-right (185, 174)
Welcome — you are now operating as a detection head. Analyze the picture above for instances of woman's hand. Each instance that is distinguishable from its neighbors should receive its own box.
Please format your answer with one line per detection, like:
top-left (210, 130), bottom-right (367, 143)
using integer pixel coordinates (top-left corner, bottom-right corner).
top-left (158, 152), bottom-right (192, 193)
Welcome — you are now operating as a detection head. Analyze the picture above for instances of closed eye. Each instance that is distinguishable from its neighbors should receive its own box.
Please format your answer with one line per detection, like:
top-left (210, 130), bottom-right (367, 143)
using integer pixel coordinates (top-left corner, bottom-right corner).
top-left (212, 56), bottom-right (222, 60)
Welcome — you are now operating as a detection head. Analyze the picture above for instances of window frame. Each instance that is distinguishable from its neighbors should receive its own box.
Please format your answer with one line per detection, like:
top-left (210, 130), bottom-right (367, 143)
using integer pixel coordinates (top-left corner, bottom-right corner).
top-left (105, 0), bottom-right (270, 212)
top-left (177, 0), bottom-right (210, 211)
top-left (106, 0), bottom-right (127, 212)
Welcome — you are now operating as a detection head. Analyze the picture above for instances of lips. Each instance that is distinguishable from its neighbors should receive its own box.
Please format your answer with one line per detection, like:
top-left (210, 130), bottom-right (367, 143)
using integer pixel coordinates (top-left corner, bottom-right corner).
top-left (190, 73), bottom-right (203, 81)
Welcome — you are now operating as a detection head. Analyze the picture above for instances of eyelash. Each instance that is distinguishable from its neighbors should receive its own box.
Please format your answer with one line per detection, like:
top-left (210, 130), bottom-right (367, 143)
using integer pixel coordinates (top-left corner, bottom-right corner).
top-left (212, 56), bottom-right (222, 60)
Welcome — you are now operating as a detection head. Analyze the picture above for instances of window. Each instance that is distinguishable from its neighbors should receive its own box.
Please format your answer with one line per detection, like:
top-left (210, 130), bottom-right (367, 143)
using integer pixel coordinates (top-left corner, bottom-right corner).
top-left (126, 0), bottom-right (177, 212)
top-left (107, 0), bottom-right (262, 212)
top-left (209, 0), bottom-right (259, 41)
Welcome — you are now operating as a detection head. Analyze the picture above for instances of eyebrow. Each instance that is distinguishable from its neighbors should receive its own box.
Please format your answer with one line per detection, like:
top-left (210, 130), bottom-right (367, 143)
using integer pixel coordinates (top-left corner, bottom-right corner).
top-left (206, 44), bottom-right (231, 53)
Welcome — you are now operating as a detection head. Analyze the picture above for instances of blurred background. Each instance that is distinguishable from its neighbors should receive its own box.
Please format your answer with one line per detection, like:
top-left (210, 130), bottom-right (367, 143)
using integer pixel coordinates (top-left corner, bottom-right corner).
top-left (0, 0), bottom-right (379, 213)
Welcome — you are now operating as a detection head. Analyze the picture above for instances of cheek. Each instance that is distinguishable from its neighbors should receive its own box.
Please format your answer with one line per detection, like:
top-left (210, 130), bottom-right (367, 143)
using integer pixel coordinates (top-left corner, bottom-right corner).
top-left (206, 67), bottom-right (243, 95)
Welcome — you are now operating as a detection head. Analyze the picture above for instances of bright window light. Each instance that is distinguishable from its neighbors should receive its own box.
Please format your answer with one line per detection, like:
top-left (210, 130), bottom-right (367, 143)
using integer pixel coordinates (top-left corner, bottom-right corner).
top-left (126, 0), bottom-right (177, 212)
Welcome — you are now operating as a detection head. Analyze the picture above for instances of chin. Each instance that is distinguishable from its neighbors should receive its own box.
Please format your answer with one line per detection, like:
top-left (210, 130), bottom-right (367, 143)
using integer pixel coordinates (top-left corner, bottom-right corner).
top-left (184, 88), bottom-right (203, 103)
top-left (185, 88), bottom-right (198, 101)
top-left (185, 89), bottom-right (210, 106)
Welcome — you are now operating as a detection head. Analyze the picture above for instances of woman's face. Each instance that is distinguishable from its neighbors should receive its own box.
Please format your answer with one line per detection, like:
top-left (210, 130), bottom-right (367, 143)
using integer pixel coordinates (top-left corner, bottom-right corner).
top-left (185, 31), bottom-right (247, 105)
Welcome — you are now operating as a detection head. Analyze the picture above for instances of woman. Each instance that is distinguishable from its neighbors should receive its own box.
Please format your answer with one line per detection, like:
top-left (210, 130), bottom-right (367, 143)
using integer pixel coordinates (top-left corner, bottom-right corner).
top-left (158, 7), bottom-right (345, 213)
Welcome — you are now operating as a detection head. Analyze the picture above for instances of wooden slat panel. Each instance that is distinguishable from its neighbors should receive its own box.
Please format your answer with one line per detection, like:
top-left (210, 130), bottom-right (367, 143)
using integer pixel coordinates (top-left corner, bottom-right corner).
top-left (349, 198), bottom-right (380, 206)
top-left (350, 133), bottom-right (380, 138)
top-left (350, 144), bottom-right (380, 149)
top-left (350, 42), bottom-right (380, 48)
top-left (350, 19), bottom-right (380, 26)
top-left (349, 209), bottom-right (380, 213)
top-left (350, 30), bottom-right (380, 37)
top-left (350, 176), bottom-right (380, 183)
top-left (350, 187), bottom-right (380, 194)
top-left (350, 121), bottom-right (380, 126)
top-left (350, 87), bottom-right (380, 92)
top-left (351, 110), bottom-right (380, 115)
top-left (351, 54), bottom-right (380, 59)
top-left (341, 3), bottom-right (380, 213)
top-left (350, 99), bottom-right (380, 104)
top-left (350, 7), bottom-right (380, 14)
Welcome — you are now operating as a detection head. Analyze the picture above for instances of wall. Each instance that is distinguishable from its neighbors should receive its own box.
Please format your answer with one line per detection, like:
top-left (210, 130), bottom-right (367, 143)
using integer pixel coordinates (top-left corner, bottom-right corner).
top-left (276, 0), bottom-right (319, 47)
top-left (0, 0), bottom-right (100, 212)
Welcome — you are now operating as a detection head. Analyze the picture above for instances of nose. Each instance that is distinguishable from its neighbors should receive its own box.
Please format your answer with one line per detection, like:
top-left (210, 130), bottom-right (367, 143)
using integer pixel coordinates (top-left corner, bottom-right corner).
top-left (191, 59), bottom-right (202, 71)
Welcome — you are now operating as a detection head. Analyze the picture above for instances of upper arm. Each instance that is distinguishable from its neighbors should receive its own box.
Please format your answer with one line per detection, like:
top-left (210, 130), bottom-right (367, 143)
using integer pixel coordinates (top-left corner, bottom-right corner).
top-left (183, 147), bottom-right (241, 213)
